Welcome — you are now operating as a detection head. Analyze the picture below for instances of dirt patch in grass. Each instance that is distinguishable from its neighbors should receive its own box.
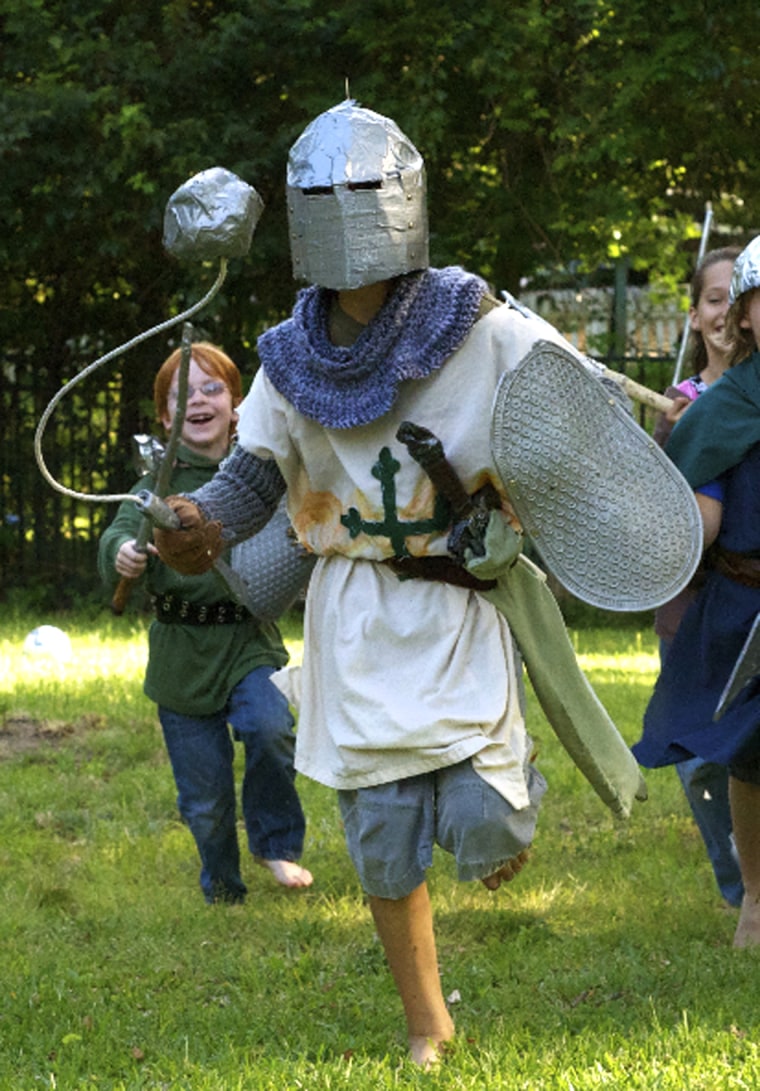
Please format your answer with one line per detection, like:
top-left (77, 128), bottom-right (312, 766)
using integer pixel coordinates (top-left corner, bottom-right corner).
top-left (0, 711), bottom-right (106, 759)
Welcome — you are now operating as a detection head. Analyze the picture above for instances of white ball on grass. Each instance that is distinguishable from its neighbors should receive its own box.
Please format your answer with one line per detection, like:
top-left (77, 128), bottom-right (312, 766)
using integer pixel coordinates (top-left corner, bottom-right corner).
top-left (22, 625), bottom-right (72, 663)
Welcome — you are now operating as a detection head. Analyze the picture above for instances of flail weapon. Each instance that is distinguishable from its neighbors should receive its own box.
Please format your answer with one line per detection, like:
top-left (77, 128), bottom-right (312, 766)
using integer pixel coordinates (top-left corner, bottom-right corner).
top-left (34, 167), bottom-right (263, 612)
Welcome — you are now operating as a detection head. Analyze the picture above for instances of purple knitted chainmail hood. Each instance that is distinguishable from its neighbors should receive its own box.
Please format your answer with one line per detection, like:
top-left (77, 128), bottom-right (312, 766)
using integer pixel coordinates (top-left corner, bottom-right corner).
top-left (256, 266), bottom-right (488, 429)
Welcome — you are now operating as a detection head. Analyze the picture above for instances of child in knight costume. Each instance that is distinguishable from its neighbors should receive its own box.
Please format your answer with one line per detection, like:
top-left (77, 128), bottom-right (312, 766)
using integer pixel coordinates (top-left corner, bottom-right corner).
top-left (99, 343), bottom-right (312, 904)
top-left (651, 249), bottom-right (743, 911)
top-left (635, 236), bottom-right (760, 949)
top-left (153, 101), bottom-right (661, 1064)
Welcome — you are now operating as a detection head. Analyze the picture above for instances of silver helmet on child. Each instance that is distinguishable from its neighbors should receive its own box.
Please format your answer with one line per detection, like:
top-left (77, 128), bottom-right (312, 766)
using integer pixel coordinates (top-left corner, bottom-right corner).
top-left (286, 100), bottom-right (429, 290)
top-left (729, 235), bottom-right (760, 304)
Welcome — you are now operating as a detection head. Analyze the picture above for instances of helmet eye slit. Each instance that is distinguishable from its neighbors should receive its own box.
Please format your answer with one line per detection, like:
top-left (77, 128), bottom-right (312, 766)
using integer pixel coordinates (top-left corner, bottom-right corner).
top-left (302, 181), bottom-right (382, 195)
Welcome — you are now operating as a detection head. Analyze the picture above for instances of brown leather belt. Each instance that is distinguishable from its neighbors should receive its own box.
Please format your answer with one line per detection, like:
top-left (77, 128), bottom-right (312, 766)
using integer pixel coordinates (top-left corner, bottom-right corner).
top-left (712, 547), bottom-right (760, 589)
top-left (385, 555), bottom-right (497, 591)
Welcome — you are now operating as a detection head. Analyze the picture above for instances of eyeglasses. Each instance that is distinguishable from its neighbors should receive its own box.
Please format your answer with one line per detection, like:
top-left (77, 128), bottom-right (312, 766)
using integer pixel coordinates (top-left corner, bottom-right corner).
top-left (168, 380), bottom-right (227, 403)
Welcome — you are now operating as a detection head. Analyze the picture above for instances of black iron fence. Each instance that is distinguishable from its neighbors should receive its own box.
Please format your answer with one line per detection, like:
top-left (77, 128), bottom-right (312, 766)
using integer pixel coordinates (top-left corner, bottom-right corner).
top-left (1, 346), bottom-right (676, 606)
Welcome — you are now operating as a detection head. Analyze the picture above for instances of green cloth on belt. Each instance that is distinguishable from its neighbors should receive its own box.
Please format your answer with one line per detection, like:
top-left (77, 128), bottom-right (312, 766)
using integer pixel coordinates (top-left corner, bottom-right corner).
top-left (467, 513), bottom-right (647, 818)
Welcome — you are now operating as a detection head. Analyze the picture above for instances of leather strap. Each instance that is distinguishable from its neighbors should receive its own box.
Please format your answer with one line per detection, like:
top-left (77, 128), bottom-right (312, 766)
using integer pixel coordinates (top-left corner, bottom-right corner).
top-left (385, 555), bottom-right (497, 591)
top-left (712, 546), bottom-right (760, 589)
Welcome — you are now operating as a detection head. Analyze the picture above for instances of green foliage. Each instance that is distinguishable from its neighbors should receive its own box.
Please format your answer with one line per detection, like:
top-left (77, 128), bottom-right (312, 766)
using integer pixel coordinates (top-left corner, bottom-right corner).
top-left (4, 0), bottom-right (760, 361)
top-left (4, 1), bottom-right (760, 590)
top-left (2, 611), bottom-right (760, 1088)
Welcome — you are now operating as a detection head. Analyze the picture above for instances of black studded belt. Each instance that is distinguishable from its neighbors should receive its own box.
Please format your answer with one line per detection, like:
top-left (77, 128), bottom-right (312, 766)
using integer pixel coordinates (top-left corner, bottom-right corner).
top-left (153, 593), bottom-right (248, 625)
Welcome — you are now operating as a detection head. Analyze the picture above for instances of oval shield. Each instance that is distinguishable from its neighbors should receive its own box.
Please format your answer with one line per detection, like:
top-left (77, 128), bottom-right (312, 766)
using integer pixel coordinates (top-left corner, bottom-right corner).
top-left (491, 340), bottom-right (703, 611)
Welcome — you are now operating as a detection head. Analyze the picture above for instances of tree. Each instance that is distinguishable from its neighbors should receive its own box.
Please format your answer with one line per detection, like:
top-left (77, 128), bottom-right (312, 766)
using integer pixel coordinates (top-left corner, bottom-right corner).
top-left (2, 0), bottom-right (760, 593)
top-left (338, 0), bottom-right (760, 289)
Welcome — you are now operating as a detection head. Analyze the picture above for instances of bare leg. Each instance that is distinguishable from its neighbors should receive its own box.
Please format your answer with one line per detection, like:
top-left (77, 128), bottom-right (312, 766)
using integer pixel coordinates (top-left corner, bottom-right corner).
top-left (481, 848), bottom-right (530, 891)
top-left (253, 856), bottom-right (313, 888)
top-left (729, 777), bottom-right (760, 947)
top-left (368, 882), bottom-right (455, 1067)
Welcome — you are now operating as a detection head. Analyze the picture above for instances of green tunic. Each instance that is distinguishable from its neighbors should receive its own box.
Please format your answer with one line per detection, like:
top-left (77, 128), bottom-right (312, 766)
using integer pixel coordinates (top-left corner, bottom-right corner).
top-left (666, 352), bottom-right (760, 487)
top-left (98, 443), bottom-right (288, 716)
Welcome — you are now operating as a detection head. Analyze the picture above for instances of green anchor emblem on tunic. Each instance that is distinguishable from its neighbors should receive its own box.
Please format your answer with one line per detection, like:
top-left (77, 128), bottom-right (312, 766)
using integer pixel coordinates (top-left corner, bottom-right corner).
top-left (341, 446), bottom-right (451, 557)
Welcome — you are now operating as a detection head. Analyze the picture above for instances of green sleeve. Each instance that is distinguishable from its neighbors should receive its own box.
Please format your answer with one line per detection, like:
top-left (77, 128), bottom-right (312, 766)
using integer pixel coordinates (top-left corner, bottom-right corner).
top-left (666, 354), bottom-right (760, 487)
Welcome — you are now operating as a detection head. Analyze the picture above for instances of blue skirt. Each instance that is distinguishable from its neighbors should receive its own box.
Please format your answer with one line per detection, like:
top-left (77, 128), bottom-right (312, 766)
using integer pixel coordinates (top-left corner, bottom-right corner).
top-left (633, 570), bottom-right (760, 767)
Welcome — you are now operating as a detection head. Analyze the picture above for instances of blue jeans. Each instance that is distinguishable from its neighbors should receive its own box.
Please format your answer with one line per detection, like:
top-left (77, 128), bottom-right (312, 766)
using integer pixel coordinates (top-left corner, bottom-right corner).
top-left (676, 757), bottom-right (743, 908)
top-left (660, 639), bottom-right (743, 907)
top-left (158, 666), bottom-right (305, 904)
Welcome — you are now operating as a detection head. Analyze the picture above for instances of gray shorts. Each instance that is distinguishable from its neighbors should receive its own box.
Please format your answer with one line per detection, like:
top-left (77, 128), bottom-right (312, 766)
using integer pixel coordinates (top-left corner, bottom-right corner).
top-left (338, 757), bottom-right (546, 899)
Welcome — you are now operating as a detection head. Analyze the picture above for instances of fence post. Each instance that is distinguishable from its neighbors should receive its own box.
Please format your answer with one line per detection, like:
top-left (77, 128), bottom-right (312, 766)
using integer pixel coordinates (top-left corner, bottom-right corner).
top-left (611, 256), bottom-right (629, 360)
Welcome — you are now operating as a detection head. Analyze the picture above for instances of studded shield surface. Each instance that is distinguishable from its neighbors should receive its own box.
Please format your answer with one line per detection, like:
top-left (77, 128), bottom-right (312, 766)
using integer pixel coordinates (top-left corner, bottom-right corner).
top-left (491, 340), bottom-right (703, 611)
top-left (230, 499), bottom-right (316, 621)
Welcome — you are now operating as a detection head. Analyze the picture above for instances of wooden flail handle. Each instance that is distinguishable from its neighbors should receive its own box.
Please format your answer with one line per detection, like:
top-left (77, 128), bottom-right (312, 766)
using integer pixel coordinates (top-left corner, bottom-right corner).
top-left (599, 366), bottom-right (674, 414)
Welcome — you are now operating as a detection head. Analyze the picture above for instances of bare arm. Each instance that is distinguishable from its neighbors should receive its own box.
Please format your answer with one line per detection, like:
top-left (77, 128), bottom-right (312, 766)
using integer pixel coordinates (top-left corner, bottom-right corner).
top-left (696, 491), bottom-right (722, 549)
top-left (652, 392), bottom-right (691, 449)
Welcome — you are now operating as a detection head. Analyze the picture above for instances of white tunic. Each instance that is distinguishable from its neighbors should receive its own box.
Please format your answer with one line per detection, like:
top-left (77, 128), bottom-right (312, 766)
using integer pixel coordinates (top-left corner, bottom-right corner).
top-left (236, 302), bottom-right (567, 809)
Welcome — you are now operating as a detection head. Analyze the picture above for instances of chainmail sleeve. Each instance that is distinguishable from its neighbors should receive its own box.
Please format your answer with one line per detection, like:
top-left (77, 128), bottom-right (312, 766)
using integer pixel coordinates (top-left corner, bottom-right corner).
top-left (188, 446), bottom-right (287, 544)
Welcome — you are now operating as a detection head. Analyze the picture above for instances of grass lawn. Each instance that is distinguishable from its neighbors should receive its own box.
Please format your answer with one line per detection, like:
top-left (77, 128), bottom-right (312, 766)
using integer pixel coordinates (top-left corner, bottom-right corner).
top-left (1, 607), bottom-right (758, 1089)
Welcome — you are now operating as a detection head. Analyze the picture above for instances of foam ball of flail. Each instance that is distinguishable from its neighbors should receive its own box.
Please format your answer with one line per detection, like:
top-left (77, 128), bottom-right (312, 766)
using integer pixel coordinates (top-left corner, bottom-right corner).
top-left (22, 625), bottom-right (72, 664)
top-left (163, 166), bottom-right (264, 262)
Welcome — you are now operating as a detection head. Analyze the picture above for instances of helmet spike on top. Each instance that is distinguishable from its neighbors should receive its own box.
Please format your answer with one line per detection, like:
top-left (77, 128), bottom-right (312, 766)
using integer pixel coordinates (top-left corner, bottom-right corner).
top-left (286, 100), bottom-right (429, 290)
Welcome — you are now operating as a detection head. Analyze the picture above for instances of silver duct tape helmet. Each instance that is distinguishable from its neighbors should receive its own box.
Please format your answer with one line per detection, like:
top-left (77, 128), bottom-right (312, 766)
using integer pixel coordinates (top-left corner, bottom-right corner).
top-left (729, 235), bottom-right (760, 304)
top-left (230, 499), bottom-right (316, 622)
top-left (491, 341), bottom-right (703, 611)
top-left (287, 100), bottom-right (429, 289)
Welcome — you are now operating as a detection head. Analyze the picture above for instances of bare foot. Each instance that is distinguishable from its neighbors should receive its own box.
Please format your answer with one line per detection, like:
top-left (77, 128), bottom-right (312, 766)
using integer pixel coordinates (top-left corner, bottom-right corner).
top-left (408, 1036), bottom-right (445, 1069)
top-left (481, 849), bottom-right (530, 891)
top-left (733, 893), bottom-right (760, 947)
top-left (408, 1019), bottom-right (455, 1068)
top-left (254, 857), bottom-right (313, 889)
